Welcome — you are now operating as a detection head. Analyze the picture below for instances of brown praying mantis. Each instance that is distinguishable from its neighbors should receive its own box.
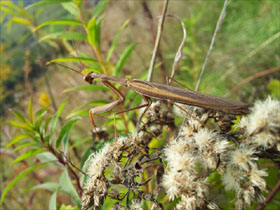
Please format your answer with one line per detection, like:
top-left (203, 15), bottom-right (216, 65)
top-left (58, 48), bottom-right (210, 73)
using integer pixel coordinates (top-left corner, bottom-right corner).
top-left (82, 71), bottom-right (250, 135)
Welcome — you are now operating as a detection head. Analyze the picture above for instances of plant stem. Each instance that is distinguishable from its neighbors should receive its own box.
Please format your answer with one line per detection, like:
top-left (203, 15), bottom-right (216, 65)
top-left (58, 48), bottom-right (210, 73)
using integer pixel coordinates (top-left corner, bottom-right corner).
top-left (255, 180), bottom-right (280, 210)
top-left (147, 0), bottom-right (169, 82)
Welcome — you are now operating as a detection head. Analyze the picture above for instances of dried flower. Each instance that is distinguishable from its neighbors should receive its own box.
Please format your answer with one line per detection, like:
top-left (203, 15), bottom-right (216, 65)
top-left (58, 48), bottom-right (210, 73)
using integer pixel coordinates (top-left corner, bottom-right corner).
top-left (130, 199), bottom-right (143, 210)
top-left (228, 145), bottom-right (257, 172)
top-left (238, 97), bottom-right (280, 150)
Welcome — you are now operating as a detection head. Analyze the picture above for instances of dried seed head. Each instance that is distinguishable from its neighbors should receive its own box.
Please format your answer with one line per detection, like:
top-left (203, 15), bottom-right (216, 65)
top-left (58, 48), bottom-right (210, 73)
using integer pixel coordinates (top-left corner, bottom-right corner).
top-left (229, 145), bottom-right (257, 172)
top-left (238, 97), bottom-right (280, 150)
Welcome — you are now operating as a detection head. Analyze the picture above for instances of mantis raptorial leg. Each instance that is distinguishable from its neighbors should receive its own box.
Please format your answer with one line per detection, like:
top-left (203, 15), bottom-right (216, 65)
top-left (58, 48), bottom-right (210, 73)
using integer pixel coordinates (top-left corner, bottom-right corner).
top-left (89, 79), bottom-right (152, 139)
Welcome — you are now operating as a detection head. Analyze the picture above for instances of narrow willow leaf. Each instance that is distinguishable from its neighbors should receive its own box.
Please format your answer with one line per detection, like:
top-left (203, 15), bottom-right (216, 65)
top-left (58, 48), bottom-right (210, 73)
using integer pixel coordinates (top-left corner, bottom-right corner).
top-left (56, 117), bottom-right (80, 151)
top-left (59, 168), bottom-right (80, 204)
top-left (33, 20), bottom-right (81, 32)
top-left (33, 182), bottom-right (60, 192)
top-left (92, 0), bottom-right (109, 17)
top-left (1, 7), bottom-right (18, 18)
top-left (11, 109), bottom-right (25, 122)
top-left (113, 43), bottom-right (137, 76)
top-left (12, 148), bottom-right (47, 164)
top-left (66, 109), bottom-right (88, 119)
top-left (6, 134), bottom-right (31, 149)
top-left (25, 0), bottom-right (71, 10)
top-left (10, 121), bottom-right (34, 133)
top-left (44, 116), bottom-right (53, 133)
top-left (64, 84), bottom-right (108, 93)
top-left (13, 142), bottom-right (38, 152)
top-left (0, 163), bottom-right (45, 205)
top-left (49, 98), bottom-right (68, 144)
top-left (35, 108), bottom-right (47, 132)
top-left (47, 57), bottom-right (98, 65)
top-left (35, 116), bottom-right (45, 133)
top-left (35, 108), bottom-right (47, 120)
top-left (37, 152), bottom-right (58, 164)
top-left (95, 16), bottom-right (103, 48)
top-left (1, 1), bottom-right (30, 18)
top-left (106, 19), bottom-right (130, 62)
top-left (87, 17), bottom-right (97, 46)
top-left (11, 17), bottom-right (32, 26)
top-left (61, 2), bottom-right (79, 17)
top-left (39, 32), bottom-right (86, 42)
top-left (49, 190), bottom-right (57, 210)
top-left (28, 98), bottom-right (34, 124)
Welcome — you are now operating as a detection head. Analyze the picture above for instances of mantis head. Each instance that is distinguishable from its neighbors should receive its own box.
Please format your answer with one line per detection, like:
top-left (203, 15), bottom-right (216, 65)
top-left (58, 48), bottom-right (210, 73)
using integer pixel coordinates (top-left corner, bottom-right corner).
top-left (84, 71), bottom-right (95, 84)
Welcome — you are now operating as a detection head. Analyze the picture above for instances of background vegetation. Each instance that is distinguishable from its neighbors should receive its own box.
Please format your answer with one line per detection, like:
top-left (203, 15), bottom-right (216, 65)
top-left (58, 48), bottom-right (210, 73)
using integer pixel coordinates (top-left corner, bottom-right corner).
top-left (0, 0), bottom-right (279, 209)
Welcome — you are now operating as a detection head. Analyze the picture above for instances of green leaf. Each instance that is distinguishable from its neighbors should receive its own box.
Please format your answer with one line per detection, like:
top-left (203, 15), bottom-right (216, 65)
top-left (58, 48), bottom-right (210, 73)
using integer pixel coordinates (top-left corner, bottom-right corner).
top-left (13, 142), bottom-right (38, 152)
top-left (64, 84), bottom-right (108, 93)
top-left (49, 190), bottom-right (58, 210)
top-left (12, 148), bottom-right (47, 164)
top-left (267, 79), bottom-right (280, 99)
top-left (35, 108), bottom-right (47, 120)
top-left (87, 17), bottom-right (97, 46)
top-left (47, 57), bottom-right (97, 65)
top-left (25, 0), bottom-right (71, 10)
top-left (66, 109), bottom-right (88, 119)
top-left (10, 120), bottom-right (34, 133)
top-left (59, 168), bottom-right (80, 204)
top-left (35, 109), bottom-right (47, 132)
top-left (37, 152), bottom-right (59, 164)
top-left (6, 134), bottom-right (31, 149)
top-left (95, 16), bottom-right (103, 48)
top-left (106, 19), bottom-right (130, 62)
top-left (61, 2), bottom-right (79, 17)
top-left (33, 20), bottom-right (82, 32)
top-left (56, 117), bottom-right (80, 153)
top-left (33, 182), bottom-right (60, 192)
top-left (11, 109), bottom-right (25, 122)
top-left (0, 163), bottom-right (45, 205)
top-left (47, 57), bottom-right (101, 72)
top-left (44, 116), bottom-right (53, 133)
top-left (49, 98), bottom-right (68, 144)
top-left (39, 32), bottom-right (87, 42)
top-left (73, 0), bottom-right (83, 8)
top-left (11, 17), bottom-right (32, 26)
top-left (28, 98), bottom-right (34, 124)
top-left (92, 0), bottom-right (109, 17)
top-left (87, 99), bottom-right (109, 106)
top-left (113, 43), bottom-right (137, 76)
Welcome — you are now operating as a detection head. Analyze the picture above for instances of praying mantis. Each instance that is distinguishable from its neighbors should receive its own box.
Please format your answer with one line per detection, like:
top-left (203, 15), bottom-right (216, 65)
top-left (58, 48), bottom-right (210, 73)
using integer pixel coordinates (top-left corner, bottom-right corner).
top-left (82, 71), bottom-right (250, 134)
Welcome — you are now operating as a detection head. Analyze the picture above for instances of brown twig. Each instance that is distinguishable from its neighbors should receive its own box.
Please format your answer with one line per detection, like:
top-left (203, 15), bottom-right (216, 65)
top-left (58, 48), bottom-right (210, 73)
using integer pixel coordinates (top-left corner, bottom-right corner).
top-left (255, 180), bottom-right (280, 210)
top-left (146, 0), bottom-right (169, 82)
top-left (226, 66), bottom-right (280, 96)
top-left (141, 0), bottom-right (167, 84)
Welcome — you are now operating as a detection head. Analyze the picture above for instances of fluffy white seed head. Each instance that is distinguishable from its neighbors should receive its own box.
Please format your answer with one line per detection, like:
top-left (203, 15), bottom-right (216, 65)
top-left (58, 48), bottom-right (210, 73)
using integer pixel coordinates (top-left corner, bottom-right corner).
top-left (238, 97), bottom-right (280, 150)
top-left (229, 145), bottom-right (257, 172)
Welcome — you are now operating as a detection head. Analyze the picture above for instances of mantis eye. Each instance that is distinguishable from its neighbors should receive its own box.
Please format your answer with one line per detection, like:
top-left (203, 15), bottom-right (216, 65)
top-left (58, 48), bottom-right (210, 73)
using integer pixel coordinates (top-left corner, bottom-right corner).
top-left (84, 72), bottom-right (94, 84)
